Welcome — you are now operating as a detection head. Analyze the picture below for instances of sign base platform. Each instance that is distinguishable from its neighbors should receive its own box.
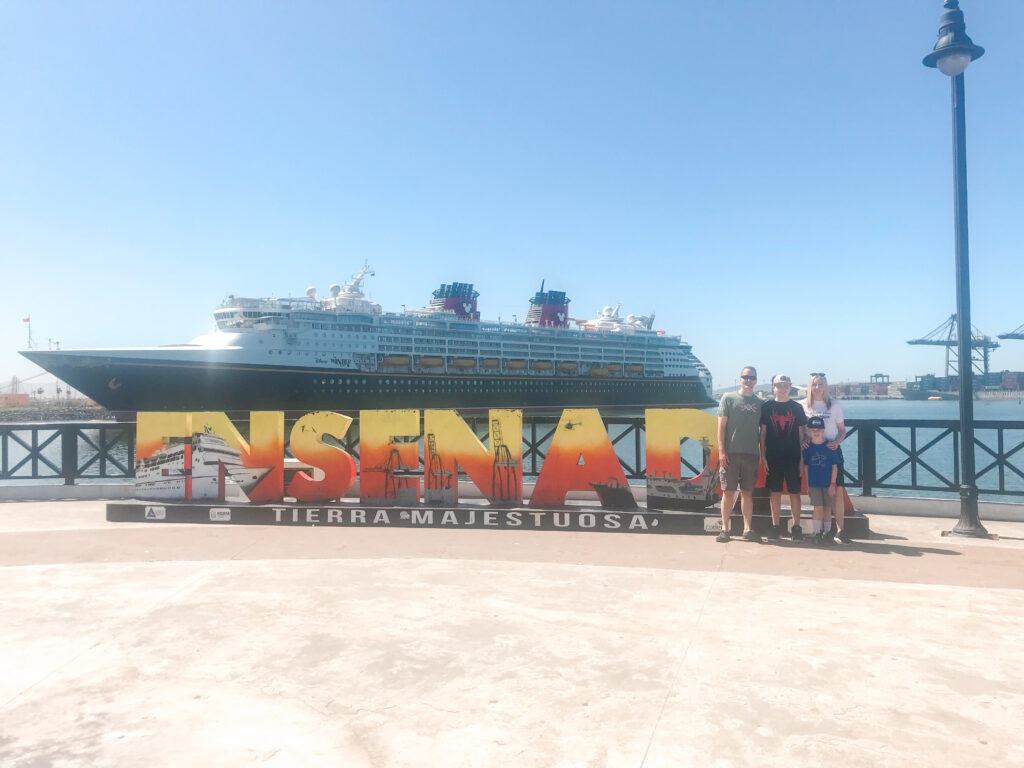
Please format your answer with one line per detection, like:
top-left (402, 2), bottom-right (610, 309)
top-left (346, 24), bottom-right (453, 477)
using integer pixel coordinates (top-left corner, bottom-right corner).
top-left (107, 501), bottom-right (871, 538)
top-left (108, 501), bottom-right (714, 534)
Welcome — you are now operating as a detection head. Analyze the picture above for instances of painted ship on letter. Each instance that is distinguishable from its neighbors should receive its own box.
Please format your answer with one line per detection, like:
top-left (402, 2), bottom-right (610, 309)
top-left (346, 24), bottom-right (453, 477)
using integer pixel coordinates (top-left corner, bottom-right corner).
top-left (135, 427), bottom-right (272, 502)
top-left (22, 266), bottom-right (715, 412)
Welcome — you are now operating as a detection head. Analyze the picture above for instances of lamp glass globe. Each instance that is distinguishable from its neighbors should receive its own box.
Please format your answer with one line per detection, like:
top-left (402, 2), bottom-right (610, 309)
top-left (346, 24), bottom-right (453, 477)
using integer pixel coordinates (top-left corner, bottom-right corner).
top-left (936, 51), bottom-right (972, 77)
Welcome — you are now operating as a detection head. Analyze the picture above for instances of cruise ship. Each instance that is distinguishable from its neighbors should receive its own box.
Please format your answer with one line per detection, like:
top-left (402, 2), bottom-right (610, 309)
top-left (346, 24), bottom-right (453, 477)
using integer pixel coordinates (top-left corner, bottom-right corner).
top-left (22, 266), bottom-right (714, 412)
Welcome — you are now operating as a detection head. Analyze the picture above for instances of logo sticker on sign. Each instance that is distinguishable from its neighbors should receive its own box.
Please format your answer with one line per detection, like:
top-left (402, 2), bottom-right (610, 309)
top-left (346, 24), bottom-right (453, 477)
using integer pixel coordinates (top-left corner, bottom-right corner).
top-left (210, 508), bottom-right (231, 522)
top-left (703, 517), bottom-right (723, 533)
top-left (144, 506), bottom-right (166, 520)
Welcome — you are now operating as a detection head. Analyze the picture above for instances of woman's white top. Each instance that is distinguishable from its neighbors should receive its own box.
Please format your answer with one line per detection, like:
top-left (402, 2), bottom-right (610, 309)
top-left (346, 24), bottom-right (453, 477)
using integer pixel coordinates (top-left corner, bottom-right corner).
top-left (804, 400), bottom-right (845, 442)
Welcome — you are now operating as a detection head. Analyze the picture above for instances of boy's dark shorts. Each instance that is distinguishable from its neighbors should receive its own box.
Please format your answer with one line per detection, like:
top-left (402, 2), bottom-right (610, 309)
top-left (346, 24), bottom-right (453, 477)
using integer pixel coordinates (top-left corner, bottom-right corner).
top-left (766, 454), bottom-right (801, 493)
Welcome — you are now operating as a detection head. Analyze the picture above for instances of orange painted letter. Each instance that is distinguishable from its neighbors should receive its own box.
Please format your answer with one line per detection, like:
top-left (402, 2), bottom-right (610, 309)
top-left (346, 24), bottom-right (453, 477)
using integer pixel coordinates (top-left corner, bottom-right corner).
top-left (530, 409), bottom-right (626, 507)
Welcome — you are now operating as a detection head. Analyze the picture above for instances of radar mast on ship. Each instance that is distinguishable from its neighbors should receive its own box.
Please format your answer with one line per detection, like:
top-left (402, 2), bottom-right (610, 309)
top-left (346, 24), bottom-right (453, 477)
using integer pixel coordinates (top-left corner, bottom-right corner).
top-left (340, 264), bottom-right (374, 298)
top-left (321, 264), bottom-right (381, 313)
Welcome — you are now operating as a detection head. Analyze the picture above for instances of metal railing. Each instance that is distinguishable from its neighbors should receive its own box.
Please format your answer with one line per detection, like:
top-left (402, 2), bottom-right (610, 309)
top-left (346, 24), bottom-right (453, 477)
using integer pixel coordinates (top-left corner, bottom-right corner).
top-left (5, 416), bottom-right (1024, 500)
top-left (0, 422), bottom-right (135, 484)
top-left (847, 419), bottom-right (1024, 497)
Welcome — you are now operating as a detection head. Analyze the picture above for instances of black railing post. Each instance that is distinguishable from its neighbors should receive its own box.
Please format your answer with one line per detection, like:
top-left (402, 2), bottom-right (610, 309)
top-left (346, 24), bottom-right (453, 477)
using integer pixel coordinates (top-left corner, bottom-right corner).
top-left (531, 420), bottom-right (538, 475)
top-left (860, 421), bottom-right (877, 497)
top-left (635, 420), bottom-right (642, 479)
top-left (998, 426), bottom-right (1005, 493)
top-left (98, 427), bottom-right (108, 478)
top-left (61, 425), bottom-right (78, 486)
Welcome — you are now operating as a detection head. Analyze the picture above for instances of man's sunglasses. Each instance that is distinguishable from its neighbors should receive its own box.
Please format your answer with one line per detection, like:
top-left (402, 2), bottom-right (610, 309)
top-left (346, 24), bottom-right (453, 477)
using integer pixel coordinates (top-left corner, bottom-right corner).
top-left (740, 375), bottom-right (757, 381)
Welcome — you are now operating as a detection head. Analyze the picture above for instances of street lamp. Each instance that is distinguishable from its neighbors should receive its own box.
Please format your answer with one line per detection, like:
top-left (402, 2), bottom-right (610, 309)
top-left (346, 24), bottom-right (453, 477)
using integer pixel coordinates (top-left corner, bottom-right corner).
top-left (923, 0), bottom-right (987, 537)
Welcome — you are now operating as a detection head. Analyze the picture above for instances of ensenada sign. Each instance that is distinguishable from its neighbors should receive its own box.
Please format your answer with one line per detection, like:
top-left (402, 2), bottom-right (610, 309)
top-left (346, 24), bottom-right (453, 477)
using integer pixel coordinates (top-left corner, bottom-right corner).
top-left (133, 407), bottom-right (721, 509)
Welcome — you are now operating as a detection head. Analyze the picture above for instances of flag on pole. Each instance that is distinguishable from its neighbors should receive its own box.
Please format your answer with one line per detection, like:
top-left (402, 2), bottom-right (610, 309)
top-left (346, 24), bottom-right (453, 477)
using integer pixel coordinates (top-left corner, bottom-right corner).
top-left (23, 316), bottom-right (30, 322)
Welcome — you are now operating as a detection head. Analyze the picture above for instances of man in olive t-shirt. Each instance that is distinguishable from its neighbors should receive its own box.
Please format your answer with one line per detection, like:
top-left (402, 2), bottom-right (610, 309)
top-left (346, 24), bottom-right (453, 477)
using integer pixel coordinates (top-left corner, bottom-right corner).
top-left (716, 366), bottom-right (763, 543)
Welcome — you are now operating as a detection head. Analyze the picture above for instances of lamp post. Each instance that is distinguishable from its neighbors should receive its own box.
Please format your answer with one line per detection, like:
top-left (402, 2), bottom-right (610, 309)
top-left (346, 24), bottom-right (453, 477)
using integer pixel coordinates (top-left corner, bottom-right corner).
top-left (923, 0), bottom-right (987, 537)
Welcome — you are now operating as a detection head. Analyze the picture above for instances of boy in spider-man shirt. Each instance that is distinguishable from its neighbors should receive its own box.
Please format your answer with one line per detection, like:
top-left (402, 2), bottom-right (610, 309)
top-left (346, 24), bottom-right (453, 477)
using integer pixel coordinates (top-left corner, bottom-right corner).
top-left (759, 374), bottom-right (807, 541)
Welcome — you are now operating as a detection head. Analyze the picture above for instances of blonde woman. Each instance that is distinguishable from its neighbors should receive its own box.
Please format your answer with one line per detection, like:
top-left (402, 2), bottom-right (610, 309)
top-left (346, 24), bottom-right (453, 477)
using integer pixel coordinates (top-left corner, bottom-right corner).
top-left (803, 374), bottom-right (850, 544)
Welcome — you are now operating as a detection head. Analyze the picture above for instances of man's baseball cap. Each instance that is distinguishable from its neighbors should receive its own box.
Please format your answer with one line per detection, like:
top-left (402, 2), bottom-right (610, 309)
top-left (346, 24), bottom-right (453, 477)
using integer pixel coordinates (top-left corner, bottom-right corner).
top-left (772, 374), bottom-right (791, 385)
top-left (807, 416), bottom-right (826, 429)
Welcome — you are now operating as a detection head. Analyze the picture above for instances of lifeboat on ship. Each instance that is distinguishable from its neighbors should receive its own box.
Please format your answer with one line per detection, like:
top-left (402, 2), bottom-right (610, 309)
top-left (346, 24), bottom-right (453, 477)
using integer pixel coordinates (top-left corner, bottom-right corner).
top-left (480, 358), bottom-right (500, 368)
top-left (557, 361), bottom-right (578, 373)
top-left (627, 364), bottom-right (644, 373)
top-left (606, 363), bottom-right (623, 372)
top-left (417, 356), bottom-right (443, 368)
top-left (382, 355), bottom-right (410, 366)
top-left (532, 361), bottom-right (553, 371)
top-left (452, 358), bottom-right (476, 368)
top-left (589, 367), bottom-right (609, 377)
top-left (505, 359), bottom-right (527, 370)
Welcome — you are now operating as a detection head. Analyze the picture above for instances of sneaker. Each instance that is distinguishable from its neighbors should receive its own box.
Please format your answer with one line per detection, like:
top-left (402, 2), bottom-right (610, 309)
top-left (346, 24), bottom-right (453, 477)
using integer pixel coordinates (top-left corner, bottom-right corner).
top-left (716, 530), bottom-right (731, 543)
top-left (741, 529), bottom-right (762, 543)
top-left (766, 525), bottom-right (780, 542)
top-left (791, 525), bottom-right (804, 541)
top-left (824, 527), bottom-right (836, 543)
top-left (837, 528), bottom-right (852, 545)
top-left (820, 531), bottom-right (836, 546)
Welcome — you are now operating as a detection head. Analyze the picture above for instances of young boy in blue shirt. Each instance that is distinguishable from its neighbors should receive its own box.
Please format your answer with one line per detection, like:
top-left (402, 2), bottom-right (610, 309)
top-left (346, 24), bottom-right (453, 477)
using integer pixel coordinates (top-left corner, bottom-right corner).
top-left (802, 416), bottom-right (839, 545)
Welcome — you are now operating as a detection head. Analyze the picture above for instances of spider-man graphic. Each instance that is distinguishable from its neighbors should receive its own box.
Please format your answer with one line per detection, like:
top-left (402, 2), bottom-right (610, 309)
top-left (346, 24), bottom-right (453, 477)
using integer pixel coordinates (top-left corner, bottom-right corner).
top-left (770, 409), bottom-right (796, 436)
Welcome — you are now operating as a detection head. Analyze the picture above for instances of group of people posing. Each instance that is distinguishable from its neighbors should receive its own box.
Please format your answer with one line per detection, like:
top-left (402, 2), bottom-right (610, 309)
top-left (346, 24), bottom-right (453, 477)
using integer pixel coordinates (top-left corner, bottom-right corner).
top-left (716, 367), bottom-right (849, 544)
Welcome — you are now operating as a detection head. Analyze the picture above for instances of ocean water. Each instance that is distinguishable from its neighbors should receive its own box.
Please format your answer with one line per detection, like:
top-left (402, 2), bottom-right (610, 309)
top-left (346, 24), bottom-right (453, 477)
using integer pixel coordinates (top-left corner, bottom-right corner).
top-left (833, 397), bottom-right (1024, 421)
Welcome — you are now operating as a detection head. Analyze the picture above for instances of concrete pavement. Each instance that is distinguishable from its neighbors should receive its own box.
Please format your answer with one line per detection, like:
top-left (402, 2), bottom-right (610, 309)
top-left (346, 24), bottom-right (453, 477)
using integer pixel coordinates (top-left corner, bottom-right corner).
top-left (1, 500), bottom-right (1023, 767)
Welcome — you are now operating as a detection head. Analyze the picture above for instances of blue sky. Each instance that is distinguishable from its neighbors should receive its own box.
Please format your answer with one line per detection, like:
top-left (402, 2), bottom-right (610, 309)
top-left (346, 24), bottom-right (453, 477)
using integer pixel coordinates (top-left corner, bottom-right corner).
top-left (2, 1), bottom-right (1023, 392)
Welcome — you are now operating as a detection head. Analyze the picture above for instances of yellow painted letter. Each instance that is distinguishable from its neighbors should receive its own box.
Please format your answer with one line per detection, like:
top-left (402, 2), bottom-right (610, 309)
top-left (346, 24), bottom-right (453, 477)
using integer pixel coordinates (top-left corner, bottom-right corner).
top-left (287, 411), bottom-right (357, 502)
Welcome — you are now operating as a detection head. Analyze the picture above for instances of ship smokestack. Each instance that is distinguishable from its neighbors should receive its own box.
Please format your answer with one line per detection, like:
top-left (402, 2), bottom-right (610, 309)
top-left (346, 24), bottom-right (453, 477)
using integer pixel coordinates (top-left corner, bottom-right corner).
top-left (525, 284), bottom-right (570, 328)
top-left (430, 282), bottom-right (480, 320)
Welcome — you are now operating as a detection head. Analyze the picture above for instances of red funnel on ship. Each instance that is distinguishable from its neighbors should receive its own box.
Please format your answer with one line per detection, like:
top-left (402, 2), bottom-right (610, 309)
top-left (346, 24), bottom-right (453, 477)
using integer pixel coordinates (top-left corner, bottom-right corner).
top-left (430, 282), bottom-right (480, 321)
top-left (525, 281), bottom-right (570, 327)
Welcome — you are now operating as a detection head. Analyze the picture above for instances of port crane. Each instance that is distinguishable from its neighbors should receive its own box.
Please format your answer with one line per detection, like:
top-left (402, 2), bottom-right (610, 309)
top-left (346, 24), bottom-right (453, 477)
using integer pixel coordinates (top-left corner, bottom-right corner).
top-left (907, 314), bottom-right (998, 377)
top-left (490, 419), bottom-right (521, 505)
top-left (364, 446), bottom-right (416, 499)
top-left (424, 433), bottom-right (453, 492)
top-left (998, 323), bottom-right (1024, 341)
